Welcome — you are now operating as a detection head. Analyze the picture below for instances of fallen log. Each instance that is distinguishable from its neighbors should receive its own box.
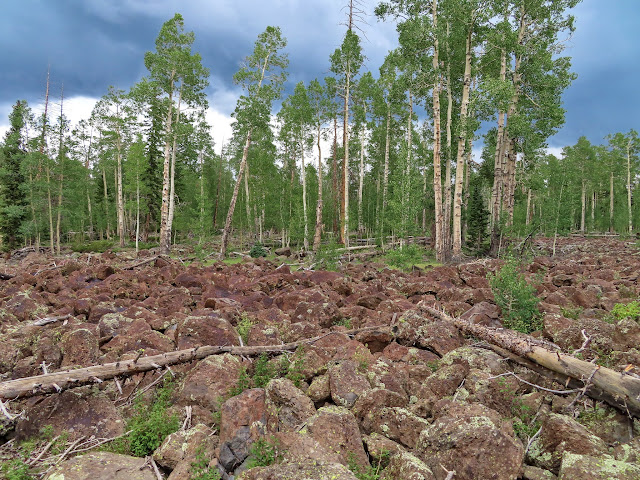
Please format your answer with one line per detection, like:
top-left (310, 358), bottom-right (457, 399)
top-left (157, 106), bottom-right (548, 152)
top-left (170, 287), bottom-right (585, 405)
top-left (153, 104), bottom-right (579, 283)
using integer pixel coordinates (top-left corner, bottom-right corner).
top-left (422, 305), bottom-right (640, 418)
top-left (0, 326), bottom-right (387, 400)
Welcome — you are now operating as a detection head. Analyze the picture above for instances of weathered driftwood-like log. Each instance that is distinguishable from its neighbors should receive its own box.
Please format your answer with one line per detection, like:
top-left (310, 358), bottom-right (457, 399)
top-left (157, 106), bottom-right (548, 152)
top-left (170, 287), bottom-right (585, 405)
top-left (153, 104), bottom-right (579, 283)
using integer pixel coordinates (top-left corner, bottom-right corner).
top-left (422, 305), bottom-right (640, 418)
top-left (0, 326), bottom-right (385, 400)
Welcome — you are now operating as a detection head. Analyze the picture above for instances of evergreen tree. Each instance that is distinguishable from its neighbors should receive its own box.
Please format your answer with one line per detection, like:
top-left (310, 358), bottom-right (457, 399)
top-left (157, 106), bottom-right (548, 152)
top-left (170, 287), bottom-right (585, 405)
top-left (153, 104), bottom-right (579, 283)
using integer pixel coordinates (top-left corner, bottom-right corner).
top-left (0, 100), bottom-right (29, 251)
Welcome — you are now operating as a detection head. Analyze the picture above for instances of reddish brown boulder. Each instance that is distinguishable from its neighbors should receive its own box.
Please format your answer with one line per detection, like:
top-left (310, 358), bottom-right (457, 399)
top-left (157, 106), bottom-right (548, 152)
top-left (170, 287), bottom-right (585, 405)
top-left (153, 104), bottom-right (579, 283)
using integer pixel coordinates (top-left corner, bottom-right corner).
top-left (265, 378), bottom-right (316, 433)
top-left (17, 389), bottom-right (124, 442)
top-left (361, 407), bottom-right (429, 450)
top-left (60, 327), bottom-right (100, 367)
top-left (178, 354), bottom-right (245, 412)
top-left (382, 452), bottom-right (436, 480)
top-left (176, 314), bottom-right (239, 350)
top-left (328, 360), bottom-right (372, 408)
top-left (219, 388), bottom-right (267, 472)
top-left (416, 401), bottom-right (523, 480)
top-left (557, 453), bottom-right (640, 480)
top-left (44, 452), bottom-right (155, 480)
top-left (353, 388), bottom-right (408, 424)
top-left (153, 423), bottom-right (218, 470)
top-left (306, 405), bottom-right (369, 470)
top-left (238, 460), bottom-right (358, 480)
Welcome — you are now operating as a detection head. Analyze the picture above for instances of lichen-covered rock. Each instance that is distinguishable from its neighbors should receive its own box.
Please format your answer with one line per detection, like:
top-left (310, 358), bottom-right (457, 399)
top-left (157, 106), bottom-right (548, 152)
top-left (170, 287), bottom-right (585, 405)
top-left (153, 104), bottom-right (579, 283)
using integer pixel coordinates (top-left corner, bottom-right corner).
top-left (44, 452), bottom-right (155, 479)
top-left (275, 431), bottom-right (341, 464)
top-left (361, 407), bottom-right (429, 450)
top-left (328, 360), bottom-right (372, 408)
top-left (178, 354), bottom-right (244, 412)
top-left (176, 314), bottom-right (239, 350)
top-left (237, 460), bottom-right (358, 480)
top-left (218, 388), bottom-right (267, 472)
top-left (153, 423), bottom-right (218, 471)
top-left (60, 327), bottom-right (100, 367)
top-left (522, 465), bottom-right (557, 480)
top-left (381, 452), bottom-right (436, 480)
top-left (557, 452), bottom-right (640, 480)
top-left (305, 405), bottom-right (369, 470)
top-left (353, 388), bottom-right (408, 424)
top-left (307, 373), bottom-right (331, 403)
top-left (527, 413), bottom-right (609, 473)
top-left (265, 378), bottom-right (316, 433)
top-left (416, 401), bottom-right (523, 480)
top-left (362, 433), bottom-right (405, 466)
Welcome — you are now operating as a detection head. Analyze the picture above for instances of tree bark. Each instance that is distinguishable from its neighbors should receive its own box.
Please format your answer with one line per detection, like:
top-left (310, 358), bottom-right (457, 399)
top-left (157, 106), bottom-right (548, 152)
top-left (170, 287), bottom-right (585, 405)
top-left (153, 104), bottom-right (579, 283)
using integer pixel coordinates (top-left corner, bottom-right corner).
top-left (443, 24), bottom-right (453, 258)
top-left (432, 0), bottom-right (444, 263)
top-left (301, 139), bottom-right (309, 251)
top-left (221, 130), bottom-right (252, 257)
top-left (313, 123), bottom-right (323, 252)
top-left (421, 305), bottom-right (640, 418)
top-left (167, 87), bottom-right (183, 247)
top-left (452, 26), bottom-right (473, 259)
top-left (0, 326), bottom-right (385, 400)
top-left (381, 103), bottom-right (391, 245)
top-left (158, 68), bottom-right (176, 255)
top-left (610, 170), bottom-right (615, 233)
top-left (357, 109), bottom-right (366, 233)
top-left (627, 140), bottom-right (633, 234)
top-left (581, 179), bottom-right (586, 233)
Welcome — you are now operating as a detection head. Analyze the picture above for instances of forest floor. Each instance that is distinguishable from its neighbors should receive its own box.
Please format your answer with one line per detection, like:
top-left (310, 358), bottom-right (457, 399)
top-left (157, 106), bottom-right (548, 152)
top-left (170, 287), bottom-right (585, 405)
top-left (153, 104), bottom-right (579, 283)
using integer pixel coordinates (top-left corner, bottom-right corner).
top-left (0, 236), bottom-right (639, 479)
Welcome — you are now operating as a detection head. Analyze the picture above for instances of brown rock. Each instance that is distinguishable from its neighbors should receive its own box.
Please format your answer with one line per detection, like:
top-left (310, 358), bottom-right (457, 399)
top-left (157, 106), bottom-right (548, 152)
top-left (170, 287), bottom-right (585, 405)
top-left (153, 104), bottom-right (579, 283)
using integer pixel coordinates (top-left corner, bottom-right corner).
top-left (416, 401), bottom-right (523, 480)
top-left (353, 388), bottom-right (408, 424)
top-left (176, 314), bottom-right (239, 350)
top-left (527, 413), bottom-right (608, 473)
top-left (60, 327), bottom-right (100, 367)
top-left (238, 460), bottom-right (358, 480)
top-left (306, 405), bottom-right (369, 470)
top-left (17, 389), bottom-right (124, 442)
top-left (361, 407), bottom-right (429, 450)
top-left (381, 452), bottom-right (436, 480)
top-left (362, 433), bottom-right (406, 465)
top-left (153, 424), bottom-right (218, 470)
top-left (557, 453), bottom-right (640, 480)
top-left (307, 374), bottom-right (331, 403)
top-left (219, 389), bottom-right (267, 472)
top-left (44, 452), bottom-right (155, 480)
top-left (276, 431), bottom-right (341, 464)
top-left (328, 360), bottom-right (372, 408)
top-left (178, 354), bottom-right (244, 412)
top-left (265, 378), bottom-right (316, 433)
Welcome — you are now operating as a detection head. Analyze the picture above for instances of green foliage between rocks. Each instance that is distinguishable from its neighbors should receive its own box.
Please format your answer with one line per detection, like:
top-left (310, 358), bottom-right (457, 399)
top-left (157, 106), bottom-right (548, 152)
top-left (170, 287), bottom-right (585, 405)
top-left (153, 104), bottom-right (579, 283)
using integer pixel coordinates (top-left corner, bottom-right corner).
top-left (246, 436), bottom-right (280, 469)
top-left (190, 446), bottom-right (221, 480)
top-left (610, 301), bottom-right (640, 322)
top-left (249, 242), bottom-right (268, 258)
top-left (489, 257), bottom-right (542, 334)
top-left (384, 244), bottom-right (424, 270)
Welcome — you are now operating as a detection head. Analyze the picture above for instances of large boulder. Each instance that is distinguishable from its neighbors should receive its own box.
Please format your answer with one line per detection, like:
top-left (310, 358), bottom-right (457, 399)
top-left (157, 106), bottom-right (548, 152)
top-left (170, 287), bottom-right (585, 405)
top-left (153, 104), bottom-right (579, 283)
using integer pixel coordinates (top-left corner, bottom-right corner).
top-left (305, 405), bottom-right (369, 470)
top-left (44, 452), bottom-right (156, 480)
top-left (238, 460), bottom-right (358, 480)
top-left (382, 452), bottom-right (436, 480)
top-left (328, 360), bottom-right (372, 408)
top-left (265, 378), bottom-right (316, 433)
top-left (557, 452), bottom-right (640, 480)
top-left (153, 423), bottom-right (218, 478)
top-left (416, 401), bottom-right (524, 480)
top-left (176, 314), bottom-right (239, 350)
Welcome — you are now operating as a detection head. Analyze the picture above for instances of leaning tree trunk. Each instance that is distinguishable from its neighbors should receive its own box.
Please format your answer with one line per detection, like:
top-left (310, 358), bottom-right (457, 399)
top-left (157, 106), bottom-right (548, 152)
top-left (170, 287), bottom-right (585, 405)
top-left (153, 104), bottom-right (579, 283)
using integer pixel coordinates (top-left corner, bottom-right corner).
top-left (221, 130), bottom-right (252, 257)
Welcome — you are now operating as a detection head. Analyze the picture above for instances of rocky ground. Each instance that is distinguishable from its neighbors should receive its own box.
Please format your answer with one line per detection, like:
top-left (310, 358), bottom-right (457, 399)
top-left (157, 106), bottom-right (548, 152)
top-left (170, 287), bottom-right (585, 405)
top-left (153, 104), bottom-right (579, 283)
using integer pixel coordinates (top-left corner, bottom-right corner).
top-left (0, 237), bottom-right (639, 479)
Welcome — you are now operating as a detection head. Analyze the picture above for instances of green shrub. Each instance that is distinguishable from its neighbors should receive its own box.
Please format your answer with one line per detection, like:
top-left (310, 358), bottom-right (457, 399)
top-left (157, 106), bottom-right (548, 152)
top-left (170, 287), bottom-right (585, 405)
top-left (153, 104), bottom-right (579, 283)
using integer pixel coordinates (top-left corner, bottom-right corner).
top-left (190, 446), bottom-right (221, 480)
top-left (385, 244), bottom-right (423, 269)
top-left (489, 257), bottom-right (542, 334)
top-left (315, 240), bottom-right (342, 271)
top-left (249, 243), bottom-right (268, 258)
top-left (610, 301), bottom-right (640, 322)
top-left (110, 376), bottom-right (180, 457)
top-left (70, 240), bottom-right (114, 253)
top-left (236, 313), bottom-right (254, 344)
top-left (253, 353), bottom-right (278, 388)
top-left (246, 437), bottom-right (280, 468)
top-left (0, 460), bottom-right (33, 480)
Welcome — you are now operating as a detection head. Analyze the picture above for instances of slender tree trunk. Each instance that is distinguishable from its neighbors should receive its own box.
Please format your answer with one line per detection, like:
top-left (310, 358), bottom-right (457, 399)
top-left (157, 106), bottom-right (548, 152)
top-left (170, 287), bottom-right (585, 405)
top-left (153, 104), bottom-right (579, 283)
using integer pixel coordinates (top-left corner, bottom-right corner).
top-left (244, 158), bottom-right (252, 231)
top-left (452, 26), bottom-right (473, 259)
top-left (381, 103), bottom-right (391, 245)
top-left (443, 23), bottom-right (453, 257)
top-left (301, 139), bottom-right (309, 251)
top-left (357, 107), bottom-right (366, 233)
top-left (213, 142), bottom-right (224, 229)
top-left (490, 47), bottom-right (507, 255)
top-left (404, 91), bottom-right (413, 242)
top-left (332, 116), bottom-right (339, 234)
top-left (221, 130), bottom-right (252, 256)
top-left (341, 63), bottom-right (351, 248)
top-left (432, 0), bottom-right (444, 262)
top-left (102, 167), bottom-right (111, 239)
top-left (199, 150), bottom-right (205, 243)
top-left (526, 188), bottom-right (532, 226)
top-left (610, 170), bottom-right (615, 233)
top-left (167, 87), bottom-right (183, 248)
top-left (159, 69), bottom-right (176, 254)
top-left (581, 179), bottom-right (586, 232)
top-left (462, 137), bottom-right (472, 243)
top-left (313, 123), bottom-right (324, 252)
top-left (627, 140), bottom-right (633, 234)
top-left (116, 134), bottom-right (125, 247)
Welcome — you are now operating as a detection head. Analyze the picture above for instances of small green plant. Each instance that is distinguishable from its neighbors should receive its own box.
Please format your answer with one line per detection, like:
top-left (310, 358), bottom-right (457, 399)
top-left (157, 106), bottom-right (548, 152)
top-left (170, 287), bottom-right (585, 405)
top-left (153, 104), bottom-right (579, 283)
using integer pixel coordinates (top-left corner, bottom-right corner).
top-left (0, 460), bottom-right (33, 480)
top-left (560, 305), bottom-right (583, 320)
top-left (109, 376), bottom-right (180, 457)
top-left (246, 437), bottom-right (280, 468)
top-left (315, 240), bottom-right (342, 271)
top-left (489, 257), bottom-right (542, 334)
top-left (229, 367), bottom-right (252, 397)
top-left (249, 243), bottom-right (268, 258)
top-left (384, 244), bottom-right (423, 270)
top-left (70, 239), bottom-right (114, 253)
top-left (236, 313), bottom-right (254, 344)
top-left (610, 301), bottom-right (640, 322)
top-left (285, 346), bottom-right (306, 388)
top-left (190, 446), bottom-right (221, 480)
top-left (333, 317), bottom-right (352, 329)
top-left (347, 453), bottom-right (384, 480)
top-left (253, 353), bottom-right (278, 388)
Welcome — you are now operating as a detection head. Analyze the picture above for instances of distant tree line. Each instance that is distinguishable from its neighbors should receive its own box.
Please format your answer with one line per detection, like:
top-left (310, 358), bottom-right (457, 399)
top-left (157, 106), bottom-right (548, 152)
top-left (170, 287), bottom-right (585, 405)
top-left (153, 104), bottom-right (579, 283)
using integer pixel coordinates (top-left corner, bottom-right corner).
top-left (0, 1), bottom-right (638, 258)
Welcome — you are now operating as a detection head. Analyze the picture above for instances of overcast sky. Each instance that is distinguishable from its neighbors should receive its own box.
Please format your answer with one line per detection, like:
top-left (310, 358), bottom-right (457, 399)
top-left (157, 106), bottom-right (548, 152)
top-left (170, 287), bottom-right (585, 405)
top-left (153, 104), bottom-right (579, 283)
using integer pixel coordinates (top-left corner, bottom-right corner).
top-left (0, 0), bottom-right (638, 155)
